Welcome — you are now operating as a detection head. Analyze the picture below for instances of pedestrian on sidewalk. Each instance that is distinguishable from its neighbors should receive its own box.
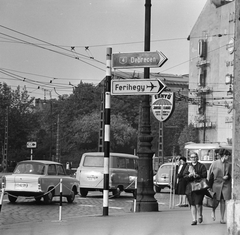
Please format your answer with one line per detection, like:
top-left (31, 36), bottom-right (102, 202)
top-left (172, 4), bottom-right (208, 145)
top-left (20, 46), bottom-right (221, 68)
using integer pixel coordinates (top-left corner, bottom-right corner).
top-left (183, 152), bottom-right (207, 225)
top-left (208, 149), bottom-right (232, 224)
top-left (175, 155), bottom-right (188, 207)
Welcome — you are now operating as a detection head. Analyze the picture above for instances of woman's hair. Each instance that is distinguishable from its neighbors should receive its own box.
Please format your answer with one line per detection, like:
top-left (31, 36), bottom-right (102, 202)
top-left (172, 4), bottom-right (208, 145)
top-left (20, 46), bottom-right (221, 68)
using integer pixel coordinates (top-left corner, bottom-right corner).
top-left (218, 149), bottom-right (231, 157)
top-left (190, 152), bottom-right (198, 158)
top-left (180, 156), bottom-right (187, 162)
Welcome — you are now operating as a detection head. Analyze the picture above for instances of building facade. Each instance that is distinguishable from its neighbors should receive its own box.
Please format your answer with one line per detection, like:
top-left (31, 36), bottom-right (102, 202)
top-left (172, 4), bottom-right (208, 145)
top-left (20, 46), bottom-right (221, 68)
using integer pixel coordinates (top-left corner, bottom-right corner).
top-left (188, 0), bottom-right (234, 144)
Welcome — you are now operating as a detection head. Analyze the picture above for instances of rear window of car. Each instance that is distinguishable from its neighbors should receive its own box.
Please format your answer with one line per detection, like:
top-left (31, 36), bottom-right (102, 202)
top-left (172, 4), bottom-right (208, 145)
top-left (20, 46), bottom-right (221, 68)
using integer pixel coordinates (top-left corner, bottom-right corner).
top-left (158, 165), bottom-right (172, 173)
top-left (14, 163), bottom-right (45, 175)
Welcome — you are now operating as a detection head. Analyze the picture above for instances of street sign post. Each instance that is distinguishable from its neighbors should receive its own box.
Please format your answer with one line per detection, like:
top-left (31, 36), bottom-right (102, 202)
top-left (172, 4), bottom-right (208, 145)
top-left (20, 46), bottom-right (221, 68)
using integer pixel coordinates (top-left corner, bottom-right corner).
top-left (151, 92), bottom-right (175, 122)
top-left (112, 51), bottom-right (168, 68)
top-left (111, 78), bottom-right (166, 95)
top-left (26, 141), bottom-right (37, 148)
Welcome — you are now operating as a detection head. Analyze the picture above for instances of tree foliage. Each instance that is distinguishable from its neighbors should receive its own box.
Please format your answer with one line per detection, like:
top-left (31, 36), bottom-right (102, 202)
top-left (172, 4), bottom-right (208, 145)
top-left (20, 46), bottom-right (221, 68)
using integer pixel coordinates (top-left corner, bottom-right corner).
top-left (0, 81), bottom-right (195, 169)
top-left (178, 123), bottom-right (199, 155)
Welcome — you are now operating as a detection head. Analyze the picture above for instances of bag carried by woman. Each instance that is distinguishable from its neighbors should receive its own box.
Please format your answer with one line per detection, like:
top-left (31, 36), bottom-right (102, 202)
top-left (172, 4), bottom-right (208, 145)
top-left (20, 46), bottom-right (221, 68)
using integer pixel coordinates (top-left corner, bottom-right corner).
top-left (190, 178), bottom-right (209, 192)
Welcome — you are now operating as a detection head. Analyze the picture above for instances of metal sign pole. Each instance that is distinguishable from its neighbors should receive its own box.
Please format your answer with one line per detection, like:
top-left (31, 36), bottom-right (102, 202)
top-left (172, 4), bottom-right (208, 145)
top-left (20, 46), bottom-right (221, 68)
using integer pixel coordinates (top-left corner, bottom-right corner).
top-left (103, 47), bottom-right (112, 216)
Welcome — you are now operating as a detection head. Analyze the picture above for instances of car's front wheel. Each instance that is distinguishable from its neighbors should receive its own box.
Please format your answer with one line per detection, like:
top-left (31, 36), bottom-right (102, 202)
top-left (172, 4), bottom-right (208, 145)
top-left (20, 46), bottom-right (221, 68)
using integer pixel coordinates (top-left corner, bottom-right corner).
top-left (80, 188), bottom-right (88, 197)
top-left (8, 194), bottom-right (17, 203)
top-left (67, 190), bottom-right (75, 203)
top-left (154, 185), bottom-right (161, 193)
top-left (112, 187), bottom-right (121, 198)
top-left (35, 196), bottom-right (42, 203)
top-left (44, 190), bottom-right (53, 204)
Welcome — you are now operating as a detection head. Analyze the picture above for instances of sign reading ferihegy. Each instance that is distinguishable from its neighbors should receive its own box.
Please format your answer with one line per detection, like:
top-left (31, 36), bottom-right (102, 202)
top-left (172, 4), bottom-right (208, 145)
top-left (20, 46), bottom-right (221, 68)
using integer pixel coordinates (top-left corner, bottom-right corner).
top-left (111, 79), bottom-right (166, 95)
top-left (151, 92), bottom-right (175, 122)
top-left (112, 51), bottom-right (168, 68)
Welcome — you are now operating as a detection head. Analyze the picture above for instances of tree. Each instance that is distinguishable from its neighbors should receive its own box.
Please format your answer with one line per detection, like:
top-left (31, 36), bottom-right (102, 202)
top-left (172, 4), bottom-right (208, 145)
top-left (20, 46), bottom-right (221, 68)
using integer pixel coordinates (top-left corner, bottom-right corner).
top-left (178, 123), bottom-right (199, 155)
top-left (0, 83), bottom-right (40, 164)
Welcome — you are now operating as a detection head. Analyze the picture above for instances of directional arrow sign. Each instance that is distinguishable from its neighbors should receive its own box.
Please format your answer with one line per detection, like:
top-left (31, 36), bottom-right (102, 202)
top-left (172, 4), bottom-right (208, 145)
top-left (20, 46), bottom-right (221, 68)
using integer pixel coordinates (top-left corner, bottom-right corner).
top-left (112, 51), bottom-right (168, 68)
top-left (111, 79), bottom-right (166, 95)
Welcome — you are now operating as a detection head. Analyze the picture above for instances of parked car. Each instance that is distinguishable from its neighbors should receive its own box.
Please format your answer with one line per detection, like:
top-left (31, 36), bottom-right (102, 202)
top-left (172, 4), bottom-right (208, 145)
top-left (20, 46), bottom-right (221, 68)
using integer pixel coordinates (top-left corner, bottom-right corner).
top-left (1, 160), bottom-right (80, 204)
top-left (154, 162), bottom-right (176, 193)
top-left (76, 152), bottom-right (138, 197)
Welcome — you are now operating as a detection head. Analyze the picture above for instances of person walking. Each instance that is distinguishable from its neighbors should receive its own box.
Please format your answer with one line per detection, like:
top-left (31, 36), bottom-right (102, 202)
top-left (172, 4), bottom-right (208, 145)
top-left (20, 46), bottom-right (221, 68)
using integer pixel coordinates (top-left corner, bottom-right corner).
top-left (183, 152), bottom-right (207, 225)
top-left (175, 156), bottom-right (188, 207)
top-left (208, 149), bottom-right (231, 224)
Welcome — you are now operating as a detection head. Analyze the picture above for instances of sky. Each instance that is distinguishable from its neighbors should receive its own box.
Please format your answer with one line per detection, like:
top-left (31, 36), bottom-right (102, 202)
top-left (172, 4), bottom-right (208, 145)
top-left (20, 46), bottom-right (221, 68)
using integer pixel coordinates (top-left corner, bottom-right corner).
top-left (0, 0), bottom-right (207, 100)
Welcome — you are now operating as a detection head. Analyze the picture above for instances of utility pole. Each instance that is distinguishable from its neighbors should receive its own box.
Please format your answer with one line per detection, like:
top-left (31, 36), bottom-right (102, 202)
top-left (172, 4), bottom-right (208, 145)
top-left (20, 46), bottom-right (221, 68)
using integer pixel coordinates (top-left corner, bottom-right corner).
top-left (2, 107), bottom-right (8, 172)
top-left (98, 92), bottom-right (104, 152)
top-left (158, 121), bottom-right (164, 164)
top-left (135, 0), bottom-right (158, 212)
top-left (227, 0), bottom-right (240, 233)
top-left (56, 114), bottom-right (60, 162)
top-left (49, 91), bottom-right (53, 161)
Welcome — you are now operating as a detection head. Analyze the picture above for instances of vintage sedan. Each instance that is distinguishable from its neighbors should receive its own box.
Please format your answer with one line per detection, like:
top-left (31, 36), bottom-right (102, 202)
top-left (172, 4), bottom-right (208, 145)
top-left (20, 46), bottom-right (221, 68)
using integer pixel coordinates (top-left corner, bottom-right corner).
top-left (1, 160), bottom-right (80, 204)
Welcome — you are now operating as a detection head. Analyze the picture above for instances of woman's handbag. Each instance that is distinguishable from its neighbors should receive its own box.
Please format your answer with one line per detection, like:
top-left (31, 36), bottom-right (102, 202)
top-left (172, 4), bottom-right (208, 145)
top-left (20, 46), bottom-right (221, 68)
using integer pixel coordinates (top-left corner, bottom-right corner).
top-left (203, 195), bottom-right (219, 208)
top-left (190, 178), bottom-right (209, 192)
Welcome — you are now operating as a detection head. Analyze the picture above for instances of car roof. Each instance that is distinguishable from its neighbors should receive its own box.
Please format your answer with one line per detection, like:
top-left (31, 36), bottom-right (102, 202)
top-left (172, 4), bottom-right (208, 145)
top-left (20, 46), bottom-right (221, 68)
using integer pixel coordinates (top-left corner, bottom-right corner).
top-left (184, 143), bottom-right (232, 150)
top-left (18, 160), bottom-right (62, 165)
top-left (82, 152), bottom-right (138, 158)
top-left (160, 162), bottom-right (176, 167)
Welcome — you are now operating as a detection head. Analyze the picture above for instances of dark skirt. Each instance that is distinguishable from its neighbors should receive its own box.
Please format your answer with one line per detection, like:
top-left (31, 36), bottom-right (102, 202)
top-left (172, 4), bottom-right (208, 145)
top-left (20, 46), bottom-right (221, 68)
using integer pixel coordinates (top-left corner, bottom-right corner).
top-left (176, 178), bottom-right (187, 195)
top-left (185, 183), bottom-right (205, 205)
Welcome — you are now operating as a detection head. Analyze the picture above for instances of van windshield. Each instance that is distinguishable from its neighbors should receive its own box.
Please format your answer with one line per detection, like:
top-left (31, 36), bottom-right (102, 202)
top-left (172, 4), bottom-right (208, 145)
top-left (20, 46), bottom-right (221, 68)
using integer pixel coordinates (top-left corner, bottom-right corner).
top-left (83, 156), bottom-right (103, 167)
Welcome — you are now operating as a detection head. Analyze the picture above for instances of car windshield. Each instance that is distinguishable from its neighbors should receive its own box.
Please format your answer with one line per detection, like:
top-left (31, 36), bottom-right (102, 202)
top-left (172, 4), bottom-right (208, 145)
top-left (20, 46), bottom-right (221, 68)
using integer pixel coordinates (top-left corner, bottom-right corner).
top-left (14, 162), bottom-right (45, 175)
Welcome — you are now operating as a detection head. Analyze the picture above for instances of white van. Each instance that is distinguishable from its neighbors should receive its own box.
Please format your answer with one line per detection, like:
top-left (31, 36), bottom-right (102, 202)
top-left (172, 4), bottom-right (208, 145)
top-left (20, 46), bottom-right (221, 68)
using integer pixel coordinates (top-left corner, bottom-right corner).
top-left (76, 152), bottom-right (138, 197)
top-left (184, 142), bottom-right (232, 170)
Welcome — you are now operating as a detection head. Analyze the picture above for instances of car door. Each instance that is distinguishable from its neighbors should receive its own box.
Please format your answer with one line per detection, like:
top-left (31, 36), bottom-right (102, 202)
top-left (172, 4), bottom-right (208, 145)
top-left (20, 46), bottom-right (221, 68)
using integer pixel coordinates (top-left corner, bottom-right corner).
top-left (46, 164), bottom-right (60, 194)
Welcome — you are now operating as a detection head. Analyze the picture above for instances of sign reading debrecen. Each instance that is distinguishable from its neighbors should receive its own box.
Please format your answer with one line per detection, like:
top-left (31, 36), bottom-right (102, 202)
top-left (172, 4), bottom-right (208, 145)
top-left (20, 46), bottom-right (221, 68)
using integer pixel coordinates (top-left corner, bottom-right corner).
top-left (151, 92), bottom-right (175, 122)
top-left (112, 51), bottom-right (168, 68)
top-left (111, 79), bottom-right (166, 95)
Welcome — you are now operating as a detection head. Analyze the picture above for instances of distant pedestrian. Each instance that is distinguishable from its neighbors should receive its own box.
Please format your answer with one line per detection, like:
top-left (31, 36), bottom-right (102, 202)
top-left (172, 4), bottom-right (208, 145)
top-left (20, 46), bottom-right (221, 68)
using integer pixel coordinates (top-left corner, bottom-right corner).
top-left (183, 152), bottom-right (207, 225)
top-left (175, 156), bottom-right (188, 207)
top-left (208, 149), bottom-right (231, 224)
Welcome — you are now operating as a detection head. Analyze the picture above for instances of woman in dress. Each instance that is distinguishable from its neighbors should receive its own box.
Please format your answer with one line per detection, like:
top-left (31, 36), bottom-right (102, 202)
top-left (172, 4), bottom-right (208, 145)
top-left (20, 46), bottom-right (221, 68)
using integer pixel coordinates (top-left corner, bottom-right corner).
top-left (183, 152), bottom-right (207, 225)
top-left (175, 156), bottom-right (188, 207)
top-left (208, 149), bottom-right (231, 224)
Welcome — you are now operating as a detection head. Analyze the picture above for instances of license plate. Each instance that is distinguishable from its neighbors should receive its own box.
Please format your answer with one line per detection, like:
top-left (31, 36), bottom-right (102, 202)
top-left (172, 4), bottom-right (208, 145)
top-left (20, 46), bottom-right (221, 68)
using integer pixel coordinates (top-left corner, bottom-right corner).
top-left (15, 183), bottom-right (28, 189)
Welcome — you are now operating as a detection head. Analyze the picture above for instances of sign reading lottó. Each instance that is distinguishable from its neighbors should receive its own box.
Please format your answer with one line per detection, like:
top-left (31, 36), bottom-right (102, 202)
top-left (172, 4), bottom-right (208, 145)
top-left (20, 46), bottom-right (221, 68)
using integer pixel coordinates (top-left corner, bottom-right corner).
top-left (111, 78), bottom-right (166, 95)
top-left (151, 92), bottom-right (175, 122)
top-left (112, 51), bottom-right (168, 68)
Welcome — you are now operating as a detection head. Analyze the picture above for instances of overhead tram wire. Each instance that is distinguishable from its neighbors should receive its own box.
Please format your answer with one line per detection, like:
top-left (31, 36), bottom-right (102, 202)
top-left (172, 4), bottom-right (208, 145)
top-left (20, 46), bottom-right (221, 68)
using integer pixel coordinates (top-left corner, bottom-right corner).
top-left (57, 33), bottom-right (231, 48)
top-left (0, 32), bottom-right (106, 74)
top-left (0, 25), bottom-right (92, 60)
top-left (0, 25), bottom-right (105, 65)
top-left (0, 25), bottom-right (232, 92)
top-left (0, 69), bottom-right (70, 90)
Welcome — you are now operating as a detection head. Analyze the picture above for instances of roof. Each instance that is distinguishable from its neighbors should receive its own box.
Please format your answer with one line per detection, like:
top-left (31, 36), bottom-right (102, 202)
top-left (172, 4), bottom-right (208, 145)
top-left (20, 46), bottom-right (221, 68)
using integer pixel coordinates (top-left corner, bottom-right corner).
top-left (18, 160), bottom-right (62, 165)
top-left (82, 152), bottom-right (138, 158)
top-left (184, 143), bottom-right (232, 150)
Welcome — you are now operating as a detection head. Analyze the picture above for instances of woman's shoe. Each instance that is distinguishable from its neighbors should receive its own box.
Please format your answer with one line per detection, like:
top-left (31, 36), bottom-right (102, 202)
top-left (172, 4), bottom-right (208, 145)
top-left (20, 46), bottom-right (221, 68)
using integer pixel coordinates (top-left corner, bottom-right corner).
top-left (198, 216), bottom-right (203, 223)
top-left (211, 211), bottom-right (216, 221)
top-left (220, 220), bottom-right (226, 224)
top-left (191, 221), bottom-right (197, 225)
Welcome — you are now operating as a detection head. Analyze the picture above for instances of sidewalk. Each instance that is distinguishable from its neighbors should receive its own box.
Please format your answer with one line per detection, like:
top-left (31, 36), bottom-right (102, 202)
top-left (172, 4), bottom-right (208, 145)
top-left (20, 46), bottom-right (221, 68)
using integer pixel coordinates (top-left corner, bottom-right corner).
top-left (0, 206), bottom-right (227, 235)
